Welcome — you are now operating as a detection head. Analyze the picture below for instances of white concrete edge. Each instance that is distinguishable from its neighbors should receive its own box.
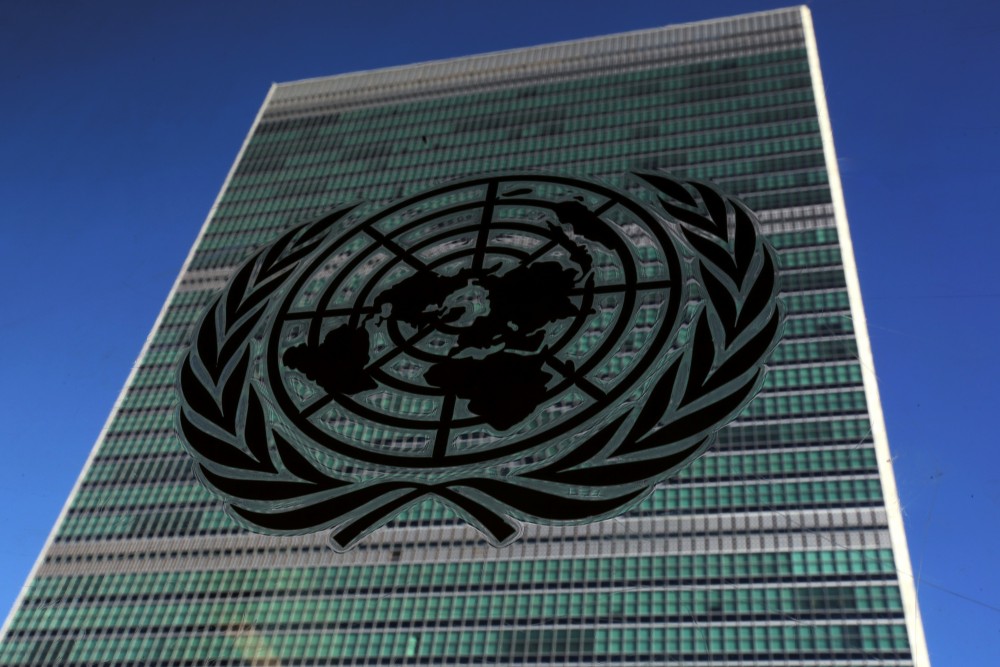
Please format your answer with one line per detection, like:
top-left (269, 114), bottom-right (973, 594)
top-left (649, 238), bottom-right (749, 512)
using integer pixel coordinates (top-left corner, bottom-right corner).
top-left (800, 6), bottom-right (931, 665)
top-left (0, 83), bottom-right (279, 641)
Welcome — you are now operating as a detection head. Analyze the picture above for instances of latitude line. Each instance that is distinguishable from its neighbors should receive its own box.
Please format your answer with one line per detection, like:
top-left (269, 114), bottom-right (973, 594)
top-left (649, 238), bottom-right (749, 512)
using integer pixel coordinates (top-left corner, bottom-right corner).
top-left (432, 394), bottom-right (457, 460)
top-left (545, 357), bottom-right (607, 401)
top-left (471, 180), bottom-right (499, 271)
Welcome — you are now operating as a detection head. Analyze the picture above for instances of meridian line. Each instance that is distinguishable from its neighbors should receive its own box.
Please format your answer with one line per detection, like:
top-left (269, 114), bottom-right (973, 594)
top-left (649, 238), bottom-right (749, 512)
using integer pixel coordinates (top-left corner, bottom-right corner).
top-left (300, 394), bottom-right (335, 420)
top-left (545, 357), bottom-right (607, 401)
top-left (471, 180), bottom-right (499, 271)
top-left (364, 227), bottom-right (426, 269)
top-left (525, 238), bottom-right (559, 264)
top-left (592, 199), bottom-right (616, 216)
top-left (366, 324), bottom-right (435, 370)
top-left (433, 394), bottom-right (457, 459)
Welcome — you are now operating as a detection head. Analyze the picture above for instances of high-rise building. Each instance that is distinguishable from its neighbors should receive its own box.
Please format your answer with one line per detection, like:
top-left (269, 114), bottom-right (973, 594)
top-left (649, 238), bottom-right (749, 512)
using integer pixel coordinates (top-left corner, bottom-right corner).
top-left (1, 6), bottom-right (930, 666)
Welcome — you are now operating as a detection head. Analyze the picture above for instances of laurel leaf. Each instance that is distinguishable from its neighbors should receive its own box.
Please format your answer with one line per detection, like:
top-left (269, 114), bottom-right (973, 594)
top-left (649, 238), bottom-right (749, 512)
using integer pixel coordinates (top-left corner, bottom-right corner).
top-left (230, 244), bottom-right (298, 322)
top-left (523, 412), bottom-right (630, 480)
top-left (557, 437), bottom-right (708, 485)
top-left (682, 227), bottom-right (738, 283)
top-left (218, 349), bottom-right (250, 435)
top-left (681, 310), bottom-right (715, 407)
top-left (269, 240), bottom-right (323, 276)
top-left (200, 464), bottom-right (331, 501)
top-left (700, 266), bottom-right (738, 345)
top-left (458, 479), bottom-right (646, 522)
top-left (691, 182), bottom-right (729, 237)
top-left (699, 308), bottom-right (781, 397)
top-left (232, 481), bottom-right (413, 532)
top-left (628, 357), bottom-right (682, 443)
top-left (243, 389), bottom-right (276, 472)
top-left (197, 304), bottom-right (221, 379)
top-left (657, 197), bottom-right (718, 238)
top-left (179, 410), bottom-right (270, 471)
top-left (635, 172), bottom-right (698, 207)
top-left (217, 308), bottom-right (265, 373)
top-left (436, 486), bottom-right (519, 545)
top-left (735, 250), bottom-right (776, 334)
top-left (233, 278), bottom-right (283, 321)
top-left (273, 431), bottom-right (343, 485)
top-left (180, 358), bottom-right (225, 430)
top-left (225, 259), bottom-right (257, 327)
top-left (621, 373), bottom-right (759, 455)
top-left (261, 227), bottom-right (299, 273)
top-left (733, 204), bottom-right (757, 285)
top-left (330, 487), bottom-right (428, 549)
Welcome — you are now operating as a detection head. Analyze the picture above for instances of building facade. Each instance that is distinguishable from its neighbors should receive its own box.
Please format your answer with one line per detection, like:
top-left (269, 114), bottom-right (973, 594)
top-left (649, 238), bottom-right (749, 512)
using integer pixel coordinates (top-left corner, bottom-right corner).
top-left (1, 7), bottom-right (930, 666)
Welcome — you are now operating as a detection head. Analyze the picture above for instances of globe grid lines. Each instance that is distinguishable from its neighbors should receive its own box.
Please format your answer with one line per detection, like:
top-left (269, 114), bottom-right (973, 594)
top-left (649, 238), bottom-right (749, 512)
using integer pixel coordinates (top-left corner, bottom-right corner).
top-left (264, 174), bottom-right (684, 470)
top-left (326, 207), bottom-right (643, 402)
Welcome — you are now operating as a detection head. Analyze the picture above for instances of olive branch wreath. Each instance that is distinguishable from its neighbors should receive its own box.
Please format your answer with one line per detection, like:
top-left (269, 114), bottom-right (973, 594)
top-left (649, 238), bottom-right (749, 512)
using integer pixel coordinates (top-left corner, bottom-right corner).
top-left (177, 172), bottom-right (783, 550)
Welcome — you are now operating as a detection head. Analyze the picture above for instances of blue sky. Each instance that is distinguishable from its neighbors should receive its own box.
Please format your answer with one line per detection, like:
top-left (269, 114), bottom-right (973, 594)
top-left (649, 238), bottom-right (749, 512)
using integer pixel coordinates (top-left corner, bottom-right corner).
top-left (1, 1), bottom-right (998, 663)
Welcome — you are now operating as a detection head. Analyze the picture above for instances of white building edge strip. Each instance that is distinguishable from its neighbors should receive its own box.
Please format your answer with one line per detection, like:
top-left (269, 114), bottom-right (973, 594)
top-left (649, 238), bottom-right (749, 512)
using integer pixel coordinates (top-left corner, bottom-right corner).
top-left (800, 6), bottom-right (931, 666)
top-left (0, 84), bottom-right (279, 641)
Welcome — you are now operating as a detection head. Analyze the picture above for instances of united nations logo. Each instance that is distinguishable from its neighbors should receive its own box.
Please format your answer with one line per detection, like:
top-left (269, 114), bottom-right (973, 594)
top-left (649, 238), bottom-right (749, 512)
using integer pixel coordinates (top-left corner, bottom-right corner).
top-left (178, 172), bottom-right (783, 550)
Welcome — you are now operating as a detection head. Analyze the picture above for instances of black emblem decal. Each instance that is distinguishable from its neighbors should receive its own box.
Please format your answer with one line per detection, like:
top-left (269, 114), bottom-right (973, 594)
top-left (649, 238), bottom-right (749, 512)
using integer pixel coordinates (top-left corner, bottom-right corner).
top-left (177, 172), bottom-right (783, 550)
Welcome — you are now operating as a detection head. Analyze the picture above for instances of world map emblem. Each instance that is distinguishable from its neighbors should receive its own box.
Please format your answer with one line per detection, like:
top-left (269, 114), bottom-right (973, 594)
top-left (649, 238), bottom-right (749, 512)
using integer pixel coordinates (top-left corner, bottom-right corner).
top-left (178, 172), bottom-right (783, 550)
